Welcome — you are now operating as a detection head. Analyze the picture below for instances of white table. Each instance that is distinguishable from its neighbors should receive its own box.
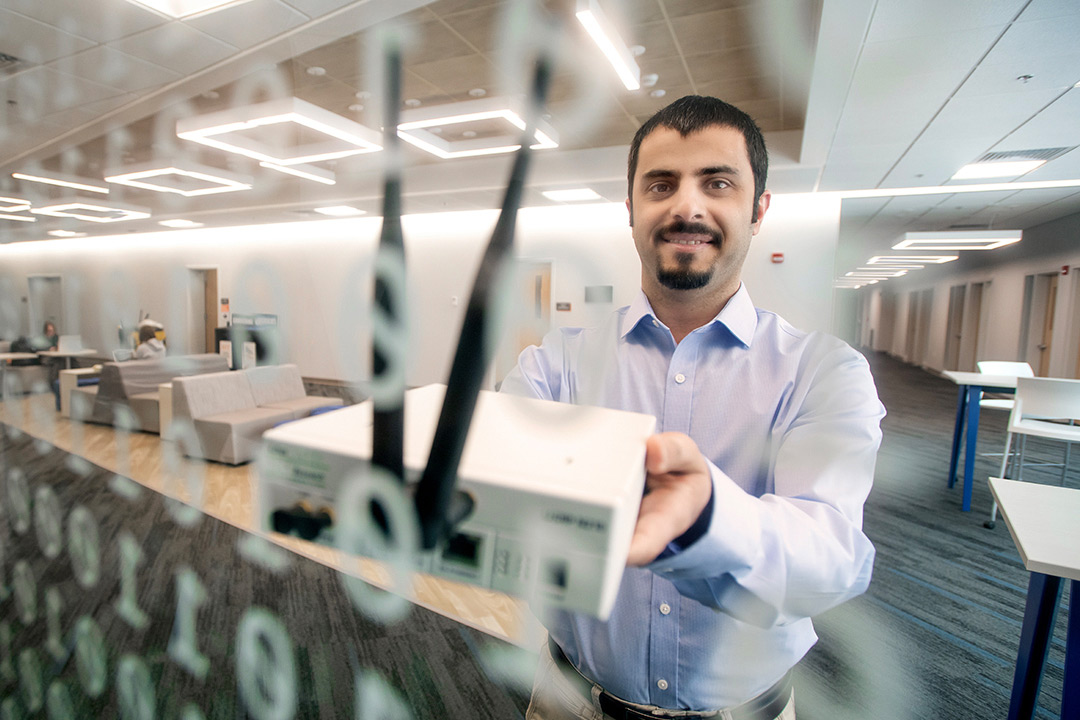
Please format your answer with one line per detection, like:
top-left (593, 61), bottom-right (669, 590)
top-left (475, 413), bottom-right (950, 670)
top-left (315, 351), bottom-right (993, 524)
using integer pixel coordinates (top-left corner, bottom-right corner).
top-left (943, 371), bottom-right (1019, 511)
top-left (0, 352), bottom-right (40, 400)
top-left (59, 367), bottom-right (102, 417)
top-left (989, 477), bottom-right (1079, 719)
top-left (37, 348), bottom-right (99, 370)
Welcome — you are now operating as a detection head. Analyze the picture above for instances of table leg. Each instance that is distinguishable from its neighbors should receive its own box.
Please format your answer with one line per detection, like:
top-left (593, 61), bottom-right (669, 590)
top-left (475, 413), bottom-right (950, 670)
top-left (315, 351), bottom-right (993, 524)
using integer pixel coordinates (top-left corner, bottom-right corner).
top-left (1009, 572), bottom-right (1063, 720)
top-left (1063, 579), bottom-right (1079, 720)
top-left (948, 385), bottom-right (968, 489)
top-left (962, 386), bottom-right (982, 511)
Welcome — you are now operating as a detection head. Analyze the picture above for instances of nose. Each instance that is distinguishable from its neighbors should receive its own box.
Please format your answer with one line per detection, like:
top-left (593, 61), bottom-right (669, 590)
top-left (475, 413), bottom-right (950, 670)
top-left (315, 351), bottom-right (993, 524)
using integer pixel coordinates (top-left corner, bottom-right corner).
top-left (669, 185), bottom-right (706, 222)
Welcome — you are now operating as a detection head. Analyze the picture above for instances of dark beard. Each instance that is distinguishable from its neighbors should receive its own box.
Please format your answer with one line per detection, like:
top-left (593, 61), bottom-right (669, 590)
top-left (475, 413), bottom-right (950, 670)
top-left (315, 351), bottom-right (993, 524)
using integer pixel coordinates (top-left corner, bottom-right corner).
top-left (654, 220), bottom-right (719, 290)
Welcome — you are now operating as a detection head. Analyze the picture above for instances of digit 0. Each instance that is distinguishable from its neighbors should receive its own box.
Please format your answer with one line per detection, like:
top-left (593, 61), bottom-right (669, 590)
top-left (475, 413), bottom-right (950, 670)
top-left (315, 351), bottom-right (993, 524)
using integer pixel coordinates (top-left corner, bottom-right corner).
top-left (236, 607), bottom-right (297, 720)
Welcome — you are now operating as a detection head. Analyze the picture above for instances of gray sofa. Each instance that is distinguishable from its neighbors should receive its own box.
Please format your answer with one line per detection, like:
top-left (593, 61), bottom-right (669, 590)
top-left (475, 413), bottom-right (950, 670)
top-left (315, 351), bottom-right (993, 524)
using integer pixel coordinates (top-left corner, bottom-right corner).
top-left (171, 364), bottom-right (342, 465)
top-left (72, 354), bottom-right (229, 433)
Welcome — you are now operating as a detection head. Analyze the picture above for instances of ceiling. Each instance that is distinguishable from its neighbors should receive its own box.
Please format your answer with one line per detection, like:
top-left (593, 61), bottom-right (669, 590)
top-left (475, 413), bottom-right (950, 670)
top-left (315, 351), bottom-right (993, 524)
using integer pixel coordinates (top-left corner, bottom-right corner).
top-left (1, 0), bottom-right (1079, 281)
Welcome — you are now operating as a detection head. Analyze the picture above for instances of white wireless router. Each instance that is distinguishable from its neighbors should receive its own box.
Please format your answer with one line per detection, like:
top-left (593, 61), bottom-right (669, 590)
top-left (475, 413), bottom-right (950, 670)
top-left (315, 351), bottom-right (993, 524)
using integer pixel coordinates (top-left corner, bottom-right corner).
top-left (257, 384), bottom-right (655, 619)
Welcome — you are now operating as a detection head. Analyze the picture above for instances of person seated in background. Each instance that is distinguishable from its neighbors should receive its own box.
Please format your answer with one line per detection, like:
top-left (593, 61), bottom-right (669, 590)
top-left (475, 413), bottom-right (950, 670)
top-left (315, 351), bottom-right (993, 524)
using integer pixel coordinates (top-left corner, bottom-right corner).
top-left (32, 321), bottom-right (59, 352)
top-left (134, 324), bottom-right (166, 360)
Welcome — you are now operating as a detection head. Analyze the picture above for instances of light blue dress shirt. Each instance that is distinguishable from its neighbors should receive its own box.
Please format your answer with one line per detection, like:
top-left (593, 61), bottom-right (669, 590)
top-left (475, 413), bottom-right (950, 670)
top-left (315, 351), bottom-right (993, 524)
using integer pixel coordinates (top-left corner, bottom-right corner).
top-left (500, 285), bottom-right (885, 711)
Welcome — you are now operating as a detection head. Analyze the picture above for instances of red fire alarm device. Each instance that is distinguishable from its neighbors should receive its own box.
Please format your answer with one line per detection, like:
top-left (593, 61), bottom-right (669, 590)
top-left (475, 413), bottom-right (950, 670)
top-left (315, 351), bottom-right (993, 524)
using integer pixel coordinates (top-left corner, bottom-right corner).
top-left (1063, 265), bottom-right (1070, 276)
top-left (771, 253), bottom-right (784, 264)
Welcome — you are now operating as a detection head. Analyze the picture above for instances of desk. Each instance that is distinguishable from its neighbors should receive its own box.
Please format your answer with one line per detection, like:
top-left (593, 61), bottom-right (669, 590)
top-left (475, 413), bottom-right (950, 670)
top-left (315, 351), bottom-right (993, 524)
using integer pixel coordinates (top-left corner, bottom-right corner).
top-left (989, 478), bottom-right (1079, 720)
top-left (943, 371), bottom-right (1018, 511)
top-left (37, 348), bottom-right (98, 370)
top-left (0, 352), bottom-right (40, 400)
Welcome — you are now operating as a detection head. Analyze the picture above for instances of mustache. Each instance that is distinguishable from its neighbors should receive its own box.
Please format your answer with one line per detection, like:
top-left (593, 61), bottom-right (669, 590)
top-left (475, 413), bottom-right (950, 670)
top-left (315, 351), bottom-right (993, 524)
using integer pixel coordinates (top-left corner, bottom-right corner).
top-left (656, 220), bottom-right (721, 244)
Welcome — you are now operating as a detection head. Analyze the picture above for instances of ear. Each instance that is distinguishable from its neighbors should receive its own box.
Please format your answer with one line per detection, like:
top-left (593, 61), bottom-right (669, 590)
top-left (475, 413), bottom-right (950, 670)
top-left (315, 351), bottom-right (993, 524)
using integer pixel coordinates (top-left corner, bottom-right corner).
top-left (625, 197), bottom-right (633, 227)
top-left (750, 190), bottom-right (771, 235)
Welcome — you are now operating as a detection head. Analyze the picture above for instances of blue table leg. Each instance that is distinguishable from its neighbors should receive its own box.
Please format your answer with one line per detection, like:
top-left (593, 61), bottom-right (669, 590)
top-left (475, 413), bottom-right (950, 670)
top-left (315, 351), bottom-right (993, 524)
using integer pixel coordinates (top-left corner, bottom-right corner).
top-left (962, 386), bottom-right (982, 511)
top-left (948, 385), bottom-right (968, 489)
top-left (1063, 579), bottom-right (1079, 720)
top-left (1008, 572), bottom-right (1064, 720)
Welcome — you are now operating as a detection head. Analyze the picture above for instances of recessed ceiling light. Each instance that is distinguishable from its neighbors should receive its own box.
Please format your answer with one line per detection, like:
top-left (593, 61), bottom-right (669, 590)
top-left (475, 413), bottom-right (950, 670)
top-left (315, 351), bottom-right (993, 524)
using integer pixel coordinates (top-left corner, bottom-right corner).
top-left (313, 205), bottom-right (365, 217)
top-left (348, 104), bottom-right (364, 112)
top-left (867, 255), bottom-right (958, 264)
top-left (105, 160), bottom-right (252, 197)
top-left (31, 199), bottom-right (150, 224)
top-left (158, 219), bottom-right (204, 228)
top-left (951, 160), bottom-right (1045, 180)
top-left (47, 230), bottom-right (87, 237)
top-left (177, 97), bottom-right (382, 166)
top-left (123, 0), bottom-right (253, 18)
top-left (306, 66), bottom-right (327, 76)
top-left (0, 213), bottom-right (36, 222)
top-left (0, 196), bottom-right (30, 212)
top-left (576, 0), bottom-right (641, 90)
top-left (893, 230), bottom-right (1022, 251)
top-left (468, 88), bottom-right (487, 98)
top-left (259, 162), bottom-right (336, 185)
top-left (404, 99), bottom-right (422, 108)
top-left (12, 171), bottom-right (109, 194)
top-left (542, 188), bottom-right (603, 202)
top-left (397, 96), bottom-right (558, 159)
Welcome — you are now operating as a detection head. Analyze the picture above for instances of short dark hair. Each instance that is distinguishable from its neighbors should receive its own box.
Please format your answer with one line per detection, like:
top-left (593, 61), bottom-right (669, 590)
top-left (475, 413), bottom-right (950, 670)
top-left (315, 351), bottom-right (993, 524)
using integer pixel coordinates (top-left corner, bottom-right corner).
top-left (627, 95), bottom-right (768, 219)
top-left (139, 325), bottom-right (157, 343)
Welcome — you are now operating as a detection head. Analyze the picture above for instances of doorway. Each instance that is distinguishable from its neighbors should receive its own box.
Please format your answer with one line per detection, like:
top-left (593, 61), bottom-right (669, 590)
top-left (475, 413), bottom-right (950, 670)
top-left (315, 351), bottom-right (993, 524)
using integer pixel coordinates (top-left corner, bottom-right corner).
top-left (27, 275), bottom-right (62, 338)
top-left (186, 268), bottom-right (218, 355)
top-left (1038, 273), bottom-right (1058, 376)
top-left (958, 282), bottom-right (986, 372)
top-left (944, 284), bottom-right (965, 371)
top-left (1022, 272), bottom-right (1059, 376)
top-left (494, 260), bottom-right (552, 384)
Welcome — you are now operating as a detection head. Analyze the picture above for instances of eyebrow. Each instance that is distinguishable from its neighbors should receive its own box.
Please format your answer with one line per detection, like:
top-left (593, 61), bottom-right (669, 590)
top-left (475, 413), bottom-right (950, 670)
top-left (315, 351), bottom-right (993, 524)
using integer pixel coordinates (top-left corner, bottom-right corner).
top-left (641, 165), bottom-right (741, 181)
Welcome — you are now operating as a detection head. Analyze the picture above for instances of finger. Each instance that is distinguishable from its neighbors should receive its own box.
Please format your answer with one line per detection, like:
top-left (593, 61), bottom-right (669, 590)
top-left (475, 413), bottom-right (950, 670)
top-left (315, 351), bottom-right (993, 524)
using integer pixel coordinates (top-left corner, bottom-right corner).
top-left (646, 432), bottom-right (707, 476)
top-left (626, 484), bottom-right (697, 566)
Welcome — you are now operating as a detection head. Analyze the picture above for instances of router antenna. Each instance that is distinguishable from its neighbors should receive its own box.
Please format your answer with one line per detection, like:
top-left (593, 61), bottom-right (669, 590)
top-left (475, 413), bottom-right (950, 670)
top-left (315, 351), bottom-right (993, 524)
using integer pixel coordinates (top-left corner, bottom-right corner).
top-left (413, 55), bottom-right (553, 549)
top-left (371, 36), bottom-right (406, 483)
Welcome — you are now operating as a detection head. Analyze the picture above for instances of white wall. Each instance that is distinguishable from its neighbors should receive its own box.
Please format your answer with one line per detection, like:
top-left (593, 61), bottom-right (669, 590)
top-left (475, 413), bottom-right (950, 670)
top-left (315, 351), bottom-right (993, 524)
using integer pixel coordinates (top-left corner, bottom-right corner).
top-left (0, 195), bottom-right (842, 388)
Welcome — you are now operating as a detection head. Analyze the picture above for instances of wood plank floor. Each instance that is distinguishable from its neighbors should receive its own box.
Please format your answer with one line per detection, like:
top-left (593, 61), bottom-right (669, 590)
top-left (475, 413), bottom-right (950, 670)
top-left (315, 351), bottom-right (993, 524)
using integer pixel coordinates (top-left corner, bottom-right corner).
top-left (0, 392), bottom-right (540, 647)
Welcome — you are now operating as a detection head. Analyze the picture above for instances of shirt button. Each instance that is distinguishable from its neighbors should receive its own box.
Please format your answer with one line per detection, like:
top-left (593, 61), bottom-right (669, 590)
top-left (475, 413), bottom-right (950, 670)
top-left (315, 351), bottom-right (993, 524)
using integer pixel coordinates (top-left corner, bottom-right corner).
top-left (657, 679), bottom-right (669, 691)
top-left (652, 319), bottom-right (659, 327)
top-left (659, 603), bottom-right (671, 615)
top-left (674, 373), bottom-right (686, 384)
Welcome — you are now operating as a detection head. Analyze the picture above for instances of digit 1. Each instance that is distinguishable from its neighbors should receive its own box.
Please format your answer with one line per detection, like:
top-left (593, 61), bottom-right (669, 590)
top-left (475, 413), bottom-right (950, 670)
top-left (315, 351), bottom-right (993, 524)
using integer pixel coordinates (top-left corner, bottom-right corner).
top-left (67, 505), bottom-right (101, 590)
top-left (167, 568), bottom-right (209, 680)
top-left (73, 617), bottom-right (107, 699)
top-left (44, 588), bottom-right (66, 662)
top-left (0, 621), bottom-right (14, 685)
top-left (12, 561), bottom-right (36, 626)
top-left (236, 608), bottom-right (297, 720)
top-left (114, 533), bottom-right (149, 630)
top-left (46, 681), bottom-right (75, 720)
top-left (0, 537), bottom-right (10, 601)
top-left (17, 649), bottom-right (43, 713)
top-left (354, 669), bottom-right (413, 720)
top-left (116, 655), bottom-right (155, 720)
top-left (34, 486), bottom-right (63, 560)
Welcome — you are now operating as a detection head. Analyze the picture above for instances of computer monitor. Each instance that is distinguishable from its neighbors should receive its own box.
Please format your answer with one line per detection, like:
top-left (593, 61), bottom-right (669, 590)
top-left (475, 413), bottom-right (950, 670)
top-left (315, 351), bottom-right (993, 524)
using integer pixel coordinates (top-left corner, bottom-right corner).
top-left (57, 335), bottom-right (83, 353)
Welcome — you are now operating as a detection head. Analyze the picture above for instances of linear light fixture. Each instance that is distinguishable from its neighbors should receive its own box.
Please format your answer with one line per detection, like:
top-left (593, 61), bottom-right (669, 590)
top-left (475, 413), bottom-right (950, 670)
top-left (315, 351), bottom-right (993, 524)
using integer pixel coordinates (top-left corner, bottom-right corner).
top-left (105, 160), bottom-right (252, 197)
top-left (576, 0), bottom-right (641, 90)
top-left (847, 269), bottom-right (908, 277)
top-left (835, 178), bottom-right (1080, 199)
top-left (31, 198), bottom-right (150, 224)
top-left (542, 188), bottom-right (602, 202)
top-left (124, 0), bottom-right (253, 19)
top-left (0, 196), bottom-right (30, 212)
top-left (47, 230), bottom-right (86, 237)
top-left (0, 212), bottom-right (36, 222)
top-left (397, 96), bottom-right (558, 160)
top-left (313, 205), bottom-right (365, 217)
top-left (177, 97), bottom-right (382, 166)
top-left (12, 171), bottom-right (109, 194)
top-left (892, 230), bottom-right (1022, 251)
top-left (158, 219), bottom-right (204, 228)
top-left (952, 160), bottom-right (1045, 180)
top-left (867, 255), bottom-right (958, 264)
top-left (260, 161), bottom-right (336, 185)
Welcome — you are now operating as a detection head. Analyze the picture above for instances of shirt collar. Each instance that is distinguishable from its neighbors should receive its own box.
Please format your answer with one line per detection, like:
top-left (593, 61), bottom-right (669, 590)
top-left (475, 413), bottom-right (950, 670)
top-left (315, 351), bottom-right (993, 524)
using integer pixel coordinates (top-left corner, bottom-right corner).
top-left (621, 284), bottom-right (758, 348)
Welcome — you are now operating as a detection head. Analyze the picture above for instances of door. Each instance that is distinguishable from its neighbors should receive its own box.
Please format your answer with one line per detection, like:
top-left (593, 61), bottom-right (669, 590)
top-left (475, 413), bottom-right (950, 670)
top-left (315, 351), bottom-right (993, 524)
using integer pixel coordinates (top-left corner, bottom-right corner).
top-left (186, 268), bottom-right (218, 354)
top-left (494, 261), bottom-right (551, 384)
top-left (27, 275), bottom-right (62, 338)
top-left (959, 282), bottom-right (984, 372)
top-left (944, 284), bottom-right (965, 370)
top-left (1038, 274), bottom-right (1058, 376)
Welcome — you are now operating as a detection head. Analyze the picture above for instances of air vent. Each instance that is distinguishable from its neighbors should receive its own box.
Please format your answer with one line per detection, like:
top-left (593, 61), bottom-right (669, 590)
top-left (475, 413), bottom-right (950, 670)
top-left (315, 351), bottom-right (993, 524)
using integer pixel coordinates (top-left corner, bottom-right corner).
top-left (947, 223), bottom-right (990, 230)
top-left (976, 147), bottom-right (1075, 163)
top-left (0, 52), bottom-right (26, 77)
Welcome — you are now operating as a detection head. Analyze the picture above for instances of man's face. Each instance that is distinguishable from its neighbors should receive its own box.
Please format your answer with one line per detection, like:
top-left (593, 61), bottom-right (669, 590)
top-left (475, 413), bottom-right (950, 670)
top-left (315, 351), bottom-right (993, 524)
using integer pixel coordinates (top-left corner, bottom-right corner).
top-left (627, 125), bottom-right (769, 303)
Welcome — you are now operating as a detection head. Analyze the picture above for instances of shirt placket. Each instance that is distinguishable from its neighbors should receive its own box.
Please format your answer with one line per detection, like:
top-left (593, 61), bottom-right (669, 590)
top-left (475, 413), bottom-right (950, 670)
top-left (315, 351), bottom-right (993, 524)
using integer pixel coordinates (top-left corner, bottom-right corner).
top-left (648, 332), bottom-right (699, 705)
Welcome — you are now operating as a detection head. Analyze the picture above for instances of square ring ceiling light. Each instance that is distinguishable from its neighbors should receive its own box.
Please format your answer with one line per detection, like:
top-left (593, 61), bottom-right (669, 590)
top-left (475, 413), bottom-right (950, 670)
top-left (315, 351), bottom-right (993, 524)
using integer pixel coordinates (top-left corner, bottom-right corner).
top-left (867, 255), bottom-right (958, 264)
top-left (31, 198), bottom-right (151, 224)
top-left (893, 230), bottom-right (1022, 251)
top-left (177, 97), bottom-right (382, 166)
top-left (397, 96), bottom-right (558, 159)
top-left (12, 171), bottom-right (109, 194)
top-left (105, 160), bottom-right (252, 197)
top-left (0, 213), bottom-right (36, 222)
top-left (0, 196), bottom-right (30, 212)
top-left (124, 0), bottom-right (253, 19)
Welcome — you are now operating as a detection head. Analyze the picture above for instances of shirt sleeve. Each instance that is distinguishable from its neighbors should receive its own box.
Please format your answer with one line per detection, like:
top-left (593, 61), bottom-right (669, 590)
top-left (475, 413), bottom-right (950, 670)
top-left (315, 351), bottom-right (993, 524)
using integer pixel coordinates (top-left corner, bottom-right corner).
top-left (646, 341), bottom-right (884, 629)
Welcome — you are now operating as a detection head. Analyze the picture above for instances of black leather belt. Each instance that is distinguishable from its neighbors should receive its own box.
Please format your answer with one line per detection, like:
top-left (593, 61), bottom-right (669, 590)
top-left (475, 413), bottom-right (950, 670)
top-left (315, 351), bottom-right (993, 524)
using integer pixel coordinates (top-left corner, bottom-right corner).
top-left (548, 637), bottom-right (792, 720)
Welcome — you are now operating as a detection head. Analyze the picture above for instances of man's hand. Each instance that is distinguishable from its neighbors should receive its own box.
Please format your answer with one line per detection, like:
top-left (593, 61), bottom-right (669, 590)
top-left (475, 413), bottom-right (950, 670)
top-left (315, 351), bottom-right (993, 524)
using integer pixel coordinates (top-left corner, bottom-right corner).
top-left (626, 432), bottom-right (714, 566)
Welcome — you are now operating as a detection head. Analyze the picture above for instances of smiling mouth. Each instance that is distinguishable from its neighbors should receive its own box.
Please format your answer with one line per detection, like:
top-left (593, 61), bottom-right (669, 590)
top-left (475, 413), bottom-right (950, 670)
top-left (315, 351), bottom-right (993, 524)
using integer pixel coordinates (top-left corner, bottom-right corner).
top-left (663, 233), bottom-right (714, 246)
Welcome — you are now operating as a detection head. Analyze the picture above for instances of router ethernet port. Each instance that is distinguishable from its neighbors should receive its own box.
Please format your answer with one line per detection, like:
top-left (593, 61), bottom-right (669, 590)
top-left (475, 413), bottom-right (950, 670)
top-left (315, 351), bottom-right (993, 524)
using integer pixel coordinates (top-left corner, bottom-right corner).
top-left (442, 532), bottom-right (482, 569)
top-left (543, 559), bottom-right (568, 590)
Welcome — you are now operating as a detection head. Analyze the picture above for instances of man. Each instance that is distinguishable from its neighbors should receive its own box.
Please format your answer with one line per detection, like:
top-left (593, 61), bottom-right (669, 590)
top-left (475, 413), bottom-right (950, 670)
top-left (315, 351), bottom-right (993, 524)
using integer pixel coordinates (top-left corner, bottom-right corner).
top-left (501, 96), bottom-right (885, 720)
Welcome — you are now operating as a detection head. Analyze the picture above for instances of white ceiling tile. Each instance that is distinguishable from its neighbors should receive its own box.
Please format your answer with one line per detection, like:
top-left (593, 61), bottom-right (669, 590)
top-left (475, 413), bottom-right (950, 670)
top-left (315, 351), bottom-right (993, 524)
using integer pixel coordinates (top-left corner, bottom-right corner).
top-left (866, 0), bottom-right (1026, 42)
top-left (0, 9), bottom-right (96, 65)
top-left (994, 90), bottom-right (1080, 151)
top-left (111, 21), bottom-right (239, 76)
top-left (2, 67), bottom-right (127, 119)
top-left (957, 51), bottom-right (1080, 96)
top-left (185, 0), bottom-right (308, 50)
top-left (1020, 147), bottom-right (1080, 181)
top-left (61, 46), bottom-right (183, 94)
top-left (278, 0), bottom-right (360, 20)
top-left (855, 29), bottom-right (1001, 83)
top-left (1, 0), bottom-right (167, 44)
top-left (1017, 0), bottom-right (1080, 21)
top-left (984, 15), bottom-right (1080, 65)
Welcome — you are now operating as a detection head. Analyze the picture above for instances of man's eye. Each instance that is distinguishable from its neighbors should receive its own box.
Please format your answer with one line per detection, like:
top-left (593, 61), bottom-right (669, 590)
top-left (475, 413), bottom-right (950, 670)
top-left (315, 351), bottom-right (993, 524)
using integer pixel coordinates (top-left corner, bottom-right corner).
top-left (649, 182), bottom-right (671, 193)
top-left (708, 179), bottom-right (729, 190)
